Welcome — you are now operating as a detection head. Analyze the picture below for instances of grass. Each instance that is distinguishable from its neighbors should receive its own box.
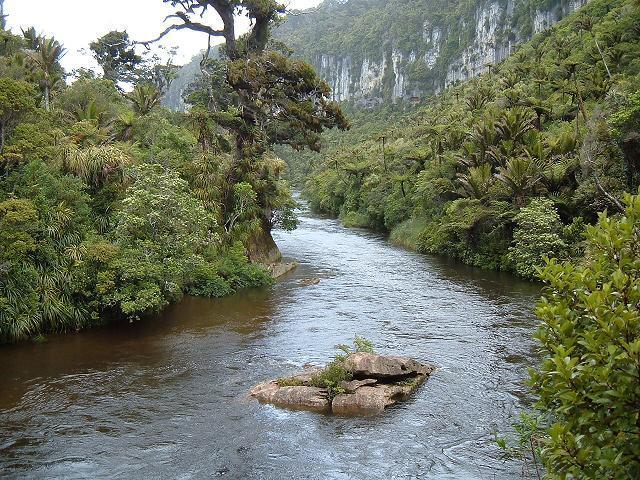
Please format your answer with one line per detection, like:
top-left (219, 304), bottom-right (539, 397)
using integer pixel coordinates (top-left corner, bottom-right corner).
top-left (389, 217), bottom-right (430, 250)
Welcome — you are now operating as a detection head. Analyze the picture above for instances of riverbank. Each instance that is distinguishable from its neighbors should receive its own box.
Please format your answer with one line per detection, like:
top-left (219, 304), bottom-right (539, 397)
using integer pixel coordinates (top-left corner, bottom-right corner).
top-left (0, 202), bottom-right (540, 479)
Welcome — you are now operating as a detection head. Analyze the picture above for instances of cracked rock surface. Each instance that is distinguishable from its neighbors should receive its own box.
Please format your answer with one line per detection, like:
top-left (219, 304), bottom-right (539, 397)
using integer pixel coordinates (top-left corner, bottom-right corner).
top-left (250, 353), bottom-right (435, 416)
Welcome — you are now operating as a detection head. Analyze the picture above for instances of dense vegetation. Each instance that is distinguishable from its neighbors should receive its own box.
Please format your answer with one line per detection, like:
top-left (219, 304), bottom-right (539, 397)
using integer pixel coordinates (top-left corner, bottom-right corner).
top-left (0, 44), bottom-right (273, 343)
top-left (0, 0), bottom-right (349, 344)
top-left (1, 0), bottom-right (638, 477)
top-left (296, 0), bottom-right (640, 280)
top-left (530, 192), bottom-right (640, 479)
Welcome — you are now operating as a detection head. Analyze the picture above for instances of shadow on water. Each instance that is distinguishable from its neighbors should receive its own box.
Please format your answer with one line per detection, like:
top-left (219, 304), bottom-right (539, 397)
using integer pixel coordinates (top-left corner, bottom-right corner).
top-left (0, 203), bottom-right (542, 480)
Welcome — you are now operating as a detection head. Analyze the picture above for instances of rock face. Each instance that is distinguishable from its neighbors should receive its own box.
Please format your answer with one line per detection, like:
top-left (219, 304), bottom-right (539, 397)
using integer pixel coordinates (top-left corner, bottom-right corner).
top-left (163, 0), bottom-right (590, 112)
top-left (250, 354), bottom-right (435, 416)
top-left (344, 352), bottom-right (434, 379)
top-left (266, 262), bottom-right (298, 279)
top-left (273, 0), bottom-right (589, 106)
top-left (250, 381), bottom-right (331, 413)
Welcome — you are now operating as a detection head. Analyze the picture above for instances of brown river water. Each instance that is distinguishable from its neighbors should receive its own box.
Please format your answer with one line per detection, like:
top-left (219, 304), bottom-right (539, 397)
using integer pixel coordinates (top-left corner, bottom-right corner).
top-left (0, 203), bottom-right (541, 479)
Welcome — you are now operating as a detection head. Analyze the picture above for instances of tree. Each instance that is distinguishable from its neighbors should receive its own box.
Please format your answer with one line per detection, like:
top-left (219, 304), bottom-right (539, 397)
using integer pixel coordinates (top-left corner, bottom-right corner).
top-left (0, 78), bottom-right (36, 155)
top-left (0, 198), bottom-right (39, 342)
top-left (496, 155), bottom-right (543, 206)
top-left (26, 36), bottom-right (66, 111)
top-left (62, 144), bottom-right (130, 189)
top-left (532, 191), bottom-right (640, 479)
top-left (136, 53), bottom-right (180, 94)
top-left (90, 31), bottom-right (142, 84)
top-left (21, 26), bottom-right (41, 50)
top-left (106, 163), bottom-right (219, 318)
top-left (456, 163), bottom-right (494, 199)
top-left (145, 0), bottom-right (348, 261)
top-left (127, 83), bottom-right (161, 115)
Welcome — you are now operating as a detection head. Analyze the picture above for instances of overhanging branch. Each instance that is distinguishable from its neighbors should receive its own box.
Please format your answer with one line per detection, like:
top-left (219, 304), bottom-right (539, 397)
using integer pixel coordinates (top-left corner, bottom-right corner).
top-left (138, 10), bottom-right (225, 47)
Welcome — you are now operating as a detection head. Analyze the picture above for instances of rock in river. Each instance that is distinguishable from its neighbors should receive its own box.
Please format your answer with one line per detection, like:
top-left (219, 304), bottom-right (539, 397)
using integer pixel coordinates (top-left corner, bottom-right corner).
top-left (344, 352), bottom-right (434, 379)
top-left (249, 353), bottom-right (435, 416)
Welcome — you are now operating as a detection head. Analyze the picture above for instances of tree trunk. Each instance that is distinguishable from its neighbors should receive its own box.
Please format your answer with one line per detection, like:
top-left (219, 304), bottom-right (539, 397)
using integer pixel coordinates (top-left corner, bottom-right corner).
top-left (44, 86), bottom-right (50, 112)
top-left (574, 77), bottom-right (588, 125)
top-left (246, 216), bottom-right (282, 265)
top-left (0, 121), bottom-right (5, 155)
top-left (621, 133), bottom-right (640, 191)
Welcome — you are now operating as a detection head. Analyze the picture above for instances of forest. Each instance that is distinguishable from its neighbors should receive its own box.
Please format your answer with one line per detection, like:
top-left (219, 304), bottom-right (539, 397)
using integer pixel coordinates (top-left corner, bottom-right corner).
top-left (0, 0), bottom-right (638, 479)
top-left (297, 0), bottom-right (640, 279)
top-left (0, 2), bottom-right (346, 344)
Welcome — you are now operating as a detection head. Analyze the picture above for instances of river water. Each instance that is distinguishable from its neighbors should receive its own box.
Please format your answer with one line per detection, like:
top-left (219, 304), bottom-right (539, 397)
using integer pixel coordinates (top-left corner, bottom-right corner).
top-left (0, 204), bottom-right (541, 479)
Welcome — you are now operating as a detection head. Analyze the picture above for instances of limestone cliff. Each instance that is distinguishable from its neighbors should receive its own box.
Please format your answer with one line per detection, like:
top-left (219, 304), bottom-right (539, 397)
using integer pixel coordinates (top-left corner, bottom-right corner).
top-left (275, 0), bottom-right (589, 106)
top-left (163, 0), bottom-right (590, 111)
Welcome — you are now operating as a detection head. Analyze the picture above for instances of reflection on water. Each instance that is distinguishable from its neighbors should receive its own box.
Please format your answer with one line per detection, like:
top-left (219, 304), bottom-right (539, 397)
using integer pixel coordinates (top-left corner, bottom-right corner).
top-left (0, 204), bottom-right (540, 479)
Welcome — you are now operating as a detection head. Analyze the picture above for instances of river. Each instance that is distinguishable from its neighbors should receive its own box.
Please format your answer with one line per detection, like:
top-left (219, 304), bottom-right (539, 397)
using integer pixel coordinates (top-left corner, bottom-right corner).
top-left (0, 204), bottom-right (541, 479)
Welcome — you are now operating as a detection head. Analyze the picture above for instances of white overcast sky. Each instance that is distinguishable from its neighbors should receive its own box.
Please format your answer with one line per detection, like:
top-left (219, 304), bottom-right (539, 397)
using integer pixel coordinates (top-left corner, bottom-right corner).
top-left (4, 0), bottom-right (323, 73)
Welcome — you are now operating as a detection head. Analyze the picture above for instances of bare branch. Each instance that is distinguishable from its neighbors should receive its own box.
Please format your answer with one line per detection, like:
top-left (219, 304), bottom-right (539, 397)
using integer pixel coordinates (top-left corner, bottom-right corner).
top-left (138, 7), bottom-right (225, 47)
top-left (593, 172), bottom-right (625, 213)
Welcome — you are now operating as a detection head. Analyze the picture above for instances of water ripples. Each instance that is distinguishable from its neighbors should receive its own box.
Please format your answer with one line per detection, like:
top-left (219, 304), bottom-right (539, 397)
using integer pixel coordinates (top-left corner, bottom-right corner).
top-left (0, 204), bottom-right (540, 479)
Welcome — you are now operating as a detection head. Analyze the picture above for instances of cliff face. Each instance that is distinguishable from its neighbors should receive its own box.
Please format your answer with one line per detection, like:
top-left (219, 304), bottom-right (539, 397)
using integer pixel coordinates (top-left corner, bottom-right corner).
top-left (275, 0), bottom-right (588, 106)
top-left (163, 0), bottom-right (590, 111)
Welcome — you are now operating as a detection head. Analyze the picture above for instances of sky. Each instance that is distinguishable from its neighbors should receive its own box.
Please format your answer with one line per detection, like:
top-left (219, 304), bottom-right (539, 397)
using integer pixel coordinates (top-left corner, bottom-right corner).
top-left (3, 0), bottom-right (323, 74)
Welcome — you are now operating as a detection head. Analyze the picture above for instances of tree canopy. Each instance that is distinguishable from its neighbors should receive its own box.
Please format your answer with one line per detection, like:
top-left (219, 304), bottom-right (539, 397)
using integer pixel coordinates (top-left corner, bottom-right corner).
top-left (147, 0), bottom-right (348, 260)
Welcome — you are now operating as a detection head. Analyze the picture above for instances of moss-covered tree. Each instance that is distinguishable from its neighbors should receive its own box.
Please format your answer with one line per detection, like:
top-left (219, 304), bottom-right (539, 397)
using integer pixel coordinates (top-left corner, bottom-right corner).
top-left (145, 0), bottom-right (349, 261)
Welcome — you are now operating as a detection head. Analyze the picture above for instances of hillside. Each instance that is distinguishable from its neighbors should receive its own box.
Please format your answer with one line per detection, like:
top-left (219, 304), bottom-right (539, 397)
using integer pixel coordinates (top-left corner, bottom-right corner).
top-left (164, 0), bottom-right (586, 111)
top-left (275, 0), bottom-right (588, 105)
top-left (299, 0), bottom-right (640, 278)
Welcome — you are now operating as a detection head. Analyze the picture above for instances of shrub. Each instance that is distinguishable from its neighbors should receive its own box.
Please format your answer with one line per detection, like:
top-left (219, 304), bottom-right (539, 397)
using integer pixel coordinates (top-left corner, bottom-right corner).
top-left (340, 210), bottom-right (369, 228)
top-left (531, 191), bottom-right (640, 479)
top-left (507, 198), bottom-right (567, 279)
top-left (310, 336), bottom-right (375, 398)
top-left (418, 199), bottom-right (513, 268)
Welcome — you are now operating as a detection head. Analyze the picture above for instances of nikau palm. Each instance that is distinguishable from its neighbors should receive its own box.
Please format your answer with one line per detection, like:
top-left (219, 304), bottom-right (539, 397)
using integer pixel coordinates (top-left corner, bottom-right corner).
top-left (457, 163), bottom-right (494, 199)
top-left (496, 155), bottom-right (543, 206)
top-left (127, 83), bottom-right (161, 115)
top-left (27, 36), bottom-right (66, 111)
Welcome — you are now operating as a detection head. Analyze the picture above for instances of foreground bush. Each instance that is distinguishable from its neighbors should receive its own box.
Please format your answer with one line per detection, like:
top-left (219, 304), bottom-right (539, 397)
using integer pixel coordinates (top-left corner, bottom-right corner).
top-left (532, 191), bottom-right (640, 479)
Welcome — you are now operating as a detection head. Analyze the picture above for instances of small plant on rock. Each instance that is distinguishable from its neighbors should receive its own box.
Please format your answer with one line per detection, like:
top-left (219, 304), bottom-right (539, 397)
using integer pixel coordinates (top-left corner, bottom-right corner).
top-left (311, 336), bottom-right (375, 399)
top-left (336, 335), bottom-right (375, 358)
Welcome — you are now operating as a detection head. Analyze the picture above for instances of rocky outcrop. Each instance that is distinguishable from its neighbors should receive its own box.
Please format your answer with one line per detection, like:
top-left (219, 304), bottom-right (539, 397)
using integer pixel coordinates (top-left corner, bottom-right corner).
top-left (247, 225), bottom-right (282, 264)
top-left (266, 262), bottom-right (298, 279)
top-left (332, 381), bottom-right (427, 415)
top-left (251, 382), bottom-right (332, 413)
top-left (250, 353), bottom-right (435, 416)
top-left (164, 1), bottom-right (591, 112)
top-left (344, 352), bottom-right (433, 379)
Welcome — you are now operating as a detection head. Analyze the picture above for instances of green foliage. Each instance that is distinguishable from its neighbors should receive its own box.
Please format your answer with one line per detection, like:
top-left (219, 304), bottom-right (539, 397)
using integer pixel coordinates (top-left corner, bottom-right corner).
top-left (309, 361), bottom-right (352, 399)
top-left (127, 83), bottom-right (161, 116)
top-left (496, 411), bottom-right (546, 479)
top-left (276, 377), bottom-right (304, 387)
top-left (507, 198), bottom-right (569, 279)
top-left (24, 35), bottom-right (65, 111)
top-left (0, 77), bottom-right (36, 154)
top-left (531, 191), bottom-right (640, 478)
top-left (0, 21), bottom-right (282, 342)
top-left (337, 335), bottom-right (375, 356)
top-left (0, 161), bottom-right (93, 343)
top-left (55, 77), bottom-right (125, 126)
top-left (340, 210), bottom-right (369, 228)
top-left (90, 31), bottom-right (142, 84)
top-left (299, 0), bottom-right (640, 277)
top-left (309, 336), bottom-right (375, 398)
top-left (103, 163), bottom-right (217, 318)
top-left (418, 199), bottom-right (514, 270)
